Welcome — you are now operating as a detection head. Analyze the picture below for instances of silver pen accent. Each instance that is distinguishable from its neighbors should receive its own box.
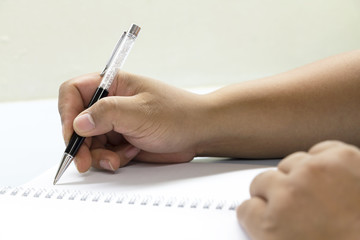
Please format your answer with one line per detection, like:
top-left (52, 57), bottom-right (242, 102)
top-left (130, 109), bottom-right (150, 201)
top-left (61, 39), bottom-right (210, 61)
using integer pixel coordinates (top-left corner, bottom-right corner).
top-left (53, 153), bottom-right (73, 185)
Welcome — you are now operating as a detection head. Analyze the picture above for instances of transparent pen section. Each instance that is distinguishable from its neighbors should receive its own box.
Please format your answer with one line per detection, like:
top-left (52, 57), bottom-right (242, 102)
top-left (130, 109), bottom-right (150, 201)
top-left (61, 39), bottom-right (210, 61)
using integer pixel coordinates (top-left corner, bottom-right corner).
top-left (99, 33), bottom-right (137, 90)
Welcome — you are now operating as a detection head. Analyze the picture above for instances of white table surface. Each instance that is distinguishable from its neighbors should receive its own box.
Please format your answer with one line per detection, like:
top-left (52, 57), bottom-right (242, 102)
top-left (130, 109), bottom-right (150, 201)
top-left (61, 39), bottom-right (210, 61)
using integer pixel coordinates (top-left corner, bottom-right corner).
top-left (0, 99), bottom-right (64, 186)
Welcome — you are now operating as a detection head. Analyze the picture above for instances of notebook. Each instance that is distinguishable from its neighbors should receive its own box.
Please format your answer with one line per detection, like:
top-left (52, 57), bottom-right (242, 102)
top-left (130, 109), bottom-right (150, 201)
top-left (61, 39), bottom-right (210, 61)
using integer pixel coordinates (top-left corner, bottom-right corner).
top-left (0, 158), bottom-right (278, 240)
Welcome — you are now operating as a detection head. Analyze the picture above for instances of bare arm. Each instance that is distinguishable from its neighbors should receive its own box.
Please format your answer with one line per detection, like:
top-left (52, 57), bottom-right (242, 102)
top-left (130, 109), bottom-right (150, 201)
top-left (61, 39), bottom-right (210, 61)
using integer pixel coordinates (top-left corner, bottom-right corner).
top-left (197, 50), bottom-right (360, 158)
top-left (59, 50), bottom-right (360, 172)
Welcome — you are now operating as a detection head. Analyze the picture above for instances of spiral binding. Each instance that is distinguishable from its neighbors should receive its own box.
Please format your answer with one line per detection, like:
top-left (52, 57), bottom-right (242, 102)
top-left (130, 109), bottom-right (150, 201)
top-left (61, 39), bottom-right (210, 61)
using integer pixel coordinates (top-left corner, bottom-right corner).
top-left (0, 186), bottom-right (238, 211)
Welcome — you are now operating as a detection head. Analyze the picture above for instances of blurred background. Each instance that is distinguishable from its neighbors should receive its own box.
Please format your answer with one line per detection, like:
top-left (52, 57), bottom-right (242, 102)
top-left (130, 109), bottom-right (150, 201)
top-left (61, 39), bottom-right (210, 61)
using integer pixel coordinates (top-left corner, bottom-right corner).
top-left (0, 0), bottom-right (360, 102)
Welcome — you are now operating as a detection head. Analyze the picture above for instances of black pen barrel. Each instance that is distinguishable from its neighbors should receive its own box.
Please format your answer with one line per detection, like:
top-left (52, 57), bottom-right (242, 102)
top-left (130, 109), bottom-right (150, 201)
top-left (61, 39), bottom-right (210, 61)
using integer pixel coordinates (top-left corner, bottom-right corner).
top-left (64, 87), bottom-right (109, 156)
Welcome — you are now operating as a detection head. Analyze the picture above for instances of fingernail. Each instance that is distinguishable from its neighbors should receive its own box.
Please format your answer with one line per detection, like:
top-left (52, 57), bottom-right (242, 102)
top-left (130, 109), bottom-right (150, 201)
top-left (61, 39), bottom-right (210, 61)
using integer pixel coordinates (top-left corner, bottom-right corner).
top-left (100, 160), bottom-right (115, 172)
top-left (74, 113), bottom-right (95, 132)
top-left (125, 146), bottom-right (140, 159)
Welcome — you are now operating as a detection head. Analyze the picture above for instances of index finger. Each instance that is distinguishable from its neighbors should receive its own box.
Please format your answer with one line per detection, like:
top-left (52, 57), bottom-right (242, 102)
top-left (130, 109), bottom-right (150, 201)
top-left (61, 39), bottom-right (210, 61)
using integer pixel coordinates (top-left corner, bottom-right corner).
top-left (58, 72), bottom-right (102, 143)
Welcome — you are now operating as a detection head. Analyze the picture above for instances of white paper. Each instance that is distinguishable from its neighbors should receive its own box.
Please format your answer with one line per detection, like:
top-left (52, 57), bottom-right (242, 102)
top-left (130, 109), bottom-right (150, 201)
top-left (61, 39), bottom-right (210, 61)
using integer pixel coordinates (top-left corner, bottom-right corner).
top-left (1, 159), bottom-right (277, 240)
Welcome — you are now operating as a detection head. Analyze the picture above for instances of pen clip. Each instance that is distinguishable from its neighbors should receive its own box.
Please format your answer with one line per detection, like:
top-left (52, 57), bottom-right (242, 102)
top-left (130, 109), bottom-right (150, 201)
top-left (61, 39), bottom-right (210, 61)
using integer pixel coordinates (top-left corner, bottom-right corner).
top-left (100, 31), bottom-right (127, 77)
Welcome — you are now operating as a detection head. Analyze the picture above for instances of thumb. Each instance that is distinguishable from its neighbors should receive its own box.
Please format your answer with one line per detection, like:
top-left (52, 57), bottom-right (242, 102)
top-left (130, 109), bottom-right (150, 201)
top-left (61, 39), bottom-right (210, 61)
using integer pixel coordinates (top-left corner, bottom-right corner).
top-left (73, 96), bottom-right (139, 137)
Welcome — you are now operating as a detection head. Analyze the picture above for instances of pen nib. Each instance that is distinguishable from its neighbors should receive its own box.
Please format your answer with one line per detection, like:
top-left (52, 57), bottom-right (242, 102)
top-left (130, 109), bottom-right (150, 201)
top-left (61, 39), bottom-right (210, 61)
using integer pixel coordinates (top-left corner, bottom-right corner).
top-left (53, 153), bottom-right (73, 185)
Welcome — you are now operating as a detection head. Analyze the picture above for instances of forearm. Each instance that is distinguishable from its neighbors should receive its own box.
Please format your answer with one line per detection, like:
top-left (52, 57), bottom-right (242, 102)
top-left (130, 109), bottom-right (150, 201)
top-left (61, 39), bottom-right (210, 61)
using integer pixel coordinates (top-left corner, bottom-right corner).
top-left (196, 50), bottom-right (360, 158)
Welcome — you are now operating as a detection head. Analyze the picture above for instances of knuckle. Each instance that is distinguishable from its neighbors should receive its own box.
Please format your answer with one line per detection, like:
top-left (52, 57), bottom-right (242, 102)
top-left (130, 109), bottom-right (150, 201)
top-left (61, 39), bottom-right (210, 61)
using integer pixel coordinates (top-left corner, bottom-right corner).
top-left (305, 158), bottom-right (325, 171)
top-left (285, 151), bottom-right (308, 159)
top-left (277, 161), bottom-right (286, 171)
top-left (278, 151), bottom-right (308, 171)
top-left (59, 81), bottom-right (67, 93)
top-left (59, 78), bottom-right (71, 88)
top-left (339, 144), bottom-right (360, 155)
top-left (297, 159), bottom-right (326, 177)
top-left (236, 199), bottom-right (250, 221)
top-left (98, 97), bottom-right (117, 112)
top-left (114, 71), bottom-right (142, 96)
top-left (333, 145), bottom-right (360, 163)
top-left (106, 96), bottom-right (118, 108)
top-left (115, 71), bottom-right (130, 85)
top-left (297, 144), bottom-right (360, 175)
top-left (251, 170), bottom-right (270, 185)
top-left (58, 80), bottom-right (72, 98)
top-left (59, 76), bottom-right (79, 92)
top-left (250, 170), bottom-right (277, 195)
top-left (281, 151), bottom-right (308, 163)
top-left (89, 97), bottom-right (118, 124)
top-left (58, 81), bottom-right (73, 114)
top-left (309, 140), bottom-right (344, 153)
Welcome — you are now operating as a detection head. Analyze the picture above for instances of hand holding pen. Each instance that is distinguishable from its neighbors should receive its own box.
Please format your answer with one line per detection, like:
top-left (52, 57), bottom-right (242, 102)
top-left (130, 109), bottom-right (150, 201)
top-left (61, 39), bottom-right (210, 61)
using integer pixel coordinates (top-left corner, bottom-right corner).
top-left (54, 24), bottom-right (141, 184)
top-left (55, 24), bottom-right (202, 183)
top-left (57, 71), bottom-right (200, 177)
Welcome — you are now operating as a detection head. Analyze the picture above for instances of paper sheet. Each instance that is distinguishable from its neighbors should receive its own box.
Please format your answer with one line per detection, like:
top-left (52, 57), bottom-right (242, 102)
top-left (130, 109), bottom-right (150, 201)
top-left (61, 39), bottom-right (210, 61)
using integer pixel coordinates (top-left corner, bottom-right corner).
top-left (1, 158), bottom-right (278, 240)
top-left (25, 159), bottom-right (277, 202)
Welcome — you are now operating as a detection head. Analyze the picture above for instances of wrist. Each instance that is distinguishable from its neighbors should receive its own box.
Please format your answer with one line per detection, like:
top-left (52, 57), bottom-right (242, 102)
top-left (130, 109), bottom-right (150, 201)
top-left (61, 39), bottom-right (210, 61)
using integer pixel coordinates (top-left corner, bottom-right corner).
top-left (193, 85), bottom-right (266, 158)
top-left (193, 91), bottom-right (244, 157)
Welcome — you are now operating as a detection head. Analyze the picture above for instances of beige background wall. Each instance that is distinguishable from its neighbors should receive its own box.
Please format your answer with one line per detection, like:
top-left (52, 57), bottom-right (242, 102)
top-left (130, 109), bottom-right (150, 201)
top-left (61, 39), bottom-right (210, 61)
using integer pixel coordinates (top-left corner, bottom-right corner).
top-left (0, 0), bottom-right (359, 102)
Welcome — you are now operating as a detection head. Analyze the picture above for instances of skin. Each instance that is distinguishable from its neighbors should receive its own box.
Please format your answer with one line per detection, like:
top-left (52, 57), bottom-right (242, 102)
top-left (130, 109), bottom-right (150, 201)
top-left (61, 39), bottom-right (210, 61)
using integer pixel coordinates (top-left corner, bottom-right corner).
top-left (237, 140), bottom-right (360, 240)
top-left (59, 72), bottom-right (207, 171)
top-left (58, 50), bottom-right (360, 238)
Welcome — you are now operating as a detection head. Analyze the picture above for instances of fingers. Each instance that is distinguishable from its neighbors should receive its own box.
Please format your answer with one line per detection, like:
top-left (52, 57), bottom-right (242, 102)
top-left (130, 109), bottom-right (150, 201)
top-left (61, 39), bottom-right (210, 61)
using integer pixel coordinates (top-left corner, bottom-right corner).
top-left (237, 197), bottom-right (266, 240)
top-left (73, 144), bottom-right (93, 173)
top-left (91, 144), bottom-right (141, 171)
top-left (135, 151), bottom-right (195, 164)
top-left (59, 72), bottom-right (143, 142)
top-left (58, 73), bottom-right (102, 143)
top-left (308, 140), bottom-right (347, 154)
top-left (249, 170), bottom-right (284, 200)
top-left (278, 141), bottom-right (356, 175)
top-left (277, 151), bottom-right (309, 174)
top-left (90, 148), bottom-right (120, 171)
top-left (277, 141), bottom-right (347, 174)
top-left (239, 140), bottom-right (360, 240)
top-left (74, 144), bottom-right (140, 173)
top-left (70, 131), bottom-right (140, 173)
top-left (73, 95), bottom-right (144, 137)
top-left (59, 72), bottom-right (150, 174)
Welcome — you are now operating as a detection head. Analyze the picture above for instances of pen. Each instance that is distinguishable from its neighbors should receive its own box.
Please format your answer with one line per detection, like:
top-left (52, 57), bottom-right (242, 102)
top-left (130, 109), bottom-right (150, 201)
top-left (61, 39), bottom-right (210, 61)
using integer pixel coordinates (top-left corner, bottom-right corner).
top-left (53, 24), bottom-right (141, 185)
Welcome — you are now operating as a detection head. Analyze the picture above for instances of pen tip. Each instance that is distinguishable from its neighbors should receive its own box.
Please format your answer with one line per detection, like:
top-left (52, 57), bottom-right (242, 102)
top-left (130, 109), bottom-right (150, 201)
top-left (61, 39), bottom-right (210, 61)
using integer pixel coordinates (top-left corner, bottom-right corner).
top-left (53, 153), bottom-right (74, 186)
